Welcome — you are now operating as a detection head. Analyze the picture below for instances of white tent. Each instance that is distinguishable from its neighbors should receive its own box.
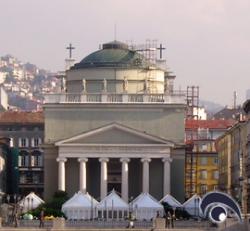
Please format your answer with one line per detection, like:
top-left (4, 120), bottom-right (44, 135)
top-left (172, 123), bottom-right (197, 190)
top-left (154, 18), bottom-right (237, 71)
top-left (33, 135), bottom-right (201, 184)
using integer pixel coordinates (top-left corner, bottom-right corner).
top-left (97, 190), bottom-right (129, 220)
top-left (62, 191), bottom-right (99, 220)
top-left (160, 194), bottom-right (182, 209)
top-left (130, 192), bottom-right (164, 220)
top-left (19, 192), bottom-right (44, 212)
top-left (182, 194), bottom-right (202, 217)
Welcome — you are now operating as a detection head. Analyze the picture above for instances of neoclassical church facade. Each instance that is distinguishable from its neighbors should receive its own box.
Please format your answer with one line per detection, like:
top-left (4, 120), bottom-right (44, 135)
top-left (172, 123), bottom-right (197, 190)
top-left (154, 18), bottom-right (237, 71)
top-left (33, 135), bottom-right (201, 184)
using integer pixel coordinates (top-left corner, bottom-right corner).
top-left (43, 41), bottom-right (186, 202)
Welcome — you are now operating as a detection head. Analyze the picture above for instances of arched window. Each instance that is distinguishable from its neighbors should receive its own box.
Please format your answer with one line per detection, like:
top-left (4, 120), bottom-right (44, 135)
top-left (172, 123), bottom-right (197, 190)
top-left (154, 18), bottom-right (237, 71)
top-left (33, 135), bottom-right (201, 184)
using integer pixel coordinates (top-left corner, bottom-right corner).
top-left (19, 150), bottom-right (30, 167)
top-left (31, 150), bottom-right (43, 167)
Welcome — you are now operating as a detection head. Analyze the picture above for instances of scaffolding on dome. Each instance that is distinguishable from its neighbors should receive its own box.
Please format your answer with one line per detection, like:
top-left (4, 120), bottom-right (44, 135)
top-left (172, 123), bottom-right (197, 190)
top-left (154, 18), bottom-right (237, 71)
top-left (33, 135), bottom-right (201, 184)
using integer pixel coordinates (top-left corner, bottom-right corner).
top-left (128, 39), bottom-right (161, 64)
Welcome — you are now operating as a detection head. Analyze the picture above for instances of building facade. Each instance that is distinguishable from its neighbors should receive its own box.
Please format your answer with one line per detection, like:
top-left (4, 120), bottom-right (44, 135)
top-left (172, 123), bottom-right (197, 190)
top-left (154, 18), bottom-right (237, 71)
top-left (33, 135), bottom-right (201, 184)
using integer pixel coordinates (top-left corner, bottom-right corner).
top-left (185, 119), bottom-right (234, 199)
top-left (0, 137), bottom-right (9, 196)
top-left (216, 108), bottom-right (249, 213)
top-left (0, 111), bottom-right (44, 197)
top-left (44, 40), bottom-right (186, 202)
top-left (243, 100), bottom-right (250, 213)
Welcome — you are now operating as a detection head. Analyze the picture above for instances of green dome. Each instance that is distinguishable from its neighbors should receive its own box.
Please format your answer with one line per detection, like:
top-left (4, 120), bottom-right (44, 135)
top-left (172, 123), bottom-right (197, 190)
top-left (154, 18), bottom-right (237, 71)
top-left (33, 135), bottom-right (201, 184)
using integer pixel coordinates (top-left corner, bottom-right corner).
top-left (72, 41), bottom-right (148, 69)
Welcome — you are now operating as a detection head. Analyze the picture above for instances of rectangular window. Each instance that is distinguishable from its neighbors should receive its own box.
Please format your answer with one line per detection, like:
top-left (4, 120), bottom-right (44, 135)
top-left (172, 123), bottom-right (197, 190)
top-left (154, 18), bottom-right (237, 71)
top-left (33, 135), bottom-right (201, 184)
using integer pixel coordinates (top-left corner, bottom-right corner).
top-left (34, 155), bottom-right (39, 166)
top-left (35, 138), bottom-right (39, 147)
top-left (19, 138), bottom-right (29, 147)
top-left (19, 155), bottom-right (29, 167)
top-left (200, 157), bottom-right (207, 165)
top-left (201, 144), bottom-right (207, 151)
top-left (213, 170), bottom-right (219, 180)
top-left (198, 128), bottom-right (209, 139)
top-left (191, 184), bottom-right (196, 192)
top-left (213, 157), bottom-right (218, 165)
top-left (32, 137), bottom-right (42, 147)
top-left (38, 156), bottom-right (43, 166)
top-left (200, 170), bottom-right (207, 179)
top-left (33, 173), bottom-right (41, 184)
top-left (10, 137), bottom-right (14, 147)
top-left (200, 184), bottom-right (208, 194)
top-left (19, 174), bottom-right (26, 184)
top-left (21, 138), bottom-right (26, 147)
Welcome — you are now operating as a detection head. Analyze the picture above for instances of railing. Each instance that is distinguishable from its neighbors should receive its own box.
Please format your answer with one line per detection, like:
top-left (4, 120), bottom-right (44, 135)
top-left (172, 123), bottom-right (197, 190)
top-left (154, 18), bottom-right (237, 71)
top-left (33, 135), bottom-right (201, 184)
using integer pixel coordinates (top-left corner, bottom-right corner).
top-left (8, 219), bottom-right (214, 229)
top-left (44, 93), bottom-right (186, 104)
top-left (65, 220), bottom-right (152, 228)
top-left (14, 219), bottom-right (152, 229)
top-left (13, 220), bottom-right (53, 228)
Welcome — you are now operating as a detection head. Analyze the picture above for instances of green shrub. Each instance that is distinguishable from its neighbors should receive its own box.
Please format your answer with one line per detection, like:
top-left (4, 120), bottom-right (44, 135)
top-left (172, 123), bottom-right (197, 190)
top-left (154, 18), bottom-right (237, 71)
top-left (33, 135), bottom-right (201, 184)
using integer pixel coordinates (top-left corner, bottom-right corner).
top-left (27, 190), bottom-right (68, 218)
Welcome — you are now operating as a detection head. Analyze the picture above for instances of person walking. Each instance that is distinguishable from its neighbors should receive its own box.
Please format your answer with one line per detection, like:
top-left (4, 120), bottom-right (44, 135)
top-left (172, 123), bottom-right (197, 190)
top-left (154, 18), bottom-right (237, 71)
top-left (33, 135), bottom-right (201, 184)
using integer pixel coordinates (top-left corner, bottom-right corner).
top-left (170, 211), bottom-right (174, 228)
top-left (165, 212), bottom-right (171, 228)
top-left (13, 209), bottom-right (18, 228)
top-left (39, 209), bottom-right (45, 228)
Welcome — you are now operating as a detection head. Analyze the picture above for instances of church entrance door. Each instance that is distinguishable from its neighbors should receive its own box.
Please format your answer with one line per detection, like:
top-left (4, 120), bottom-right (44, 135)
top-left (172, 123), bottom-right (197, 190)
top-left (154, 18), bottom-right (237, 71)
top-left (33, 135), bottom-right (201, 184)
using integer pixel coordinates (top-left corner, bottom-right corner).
top-left (107, 159), bottom-right (121, 194)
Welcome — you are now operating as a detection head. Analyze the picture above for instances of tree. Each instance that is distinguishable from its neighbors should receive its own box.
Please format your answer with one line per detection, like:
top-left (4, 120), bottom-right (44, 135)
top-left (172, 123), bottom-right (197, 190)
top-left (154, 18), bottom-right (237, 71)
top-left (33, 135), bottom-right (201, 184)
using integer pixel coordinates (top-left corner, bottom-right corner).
top-left (29, 190), bottom-right (68, 218)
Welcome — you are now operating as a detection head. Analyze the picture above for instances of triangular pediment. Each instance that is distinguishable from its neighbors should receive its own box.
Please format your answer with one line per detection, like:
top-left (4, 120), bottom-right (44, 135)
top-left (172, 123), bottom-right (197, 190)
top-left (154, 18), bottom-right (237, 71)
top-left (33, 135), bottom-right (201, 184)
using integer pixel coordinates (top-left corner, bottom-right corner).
top-left (55, 123), bottom-right (174, 146)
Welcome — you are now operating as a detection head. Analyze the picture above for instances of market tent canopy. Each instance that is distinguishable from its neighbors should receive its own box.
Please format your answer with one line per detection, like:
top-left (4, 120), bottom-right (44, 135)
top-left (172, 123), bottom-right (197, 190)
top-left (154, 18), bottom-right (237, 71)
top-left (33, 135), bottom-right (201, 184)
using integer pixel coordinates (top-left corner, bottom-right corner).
top-left (97, 190), bottom-right (129, 210)
top-left (182, 194), bottom-right (202, 217)
top-left (62, 191), bottom-right (99, 220)
top-left (160, 194), bottom-right (182, 208)
top-left (130, 192), bottom-right (164, 220)
top-left (19, 192), bottom-right (44, 212)
top-left (97, 190), bottom-right (129, 219)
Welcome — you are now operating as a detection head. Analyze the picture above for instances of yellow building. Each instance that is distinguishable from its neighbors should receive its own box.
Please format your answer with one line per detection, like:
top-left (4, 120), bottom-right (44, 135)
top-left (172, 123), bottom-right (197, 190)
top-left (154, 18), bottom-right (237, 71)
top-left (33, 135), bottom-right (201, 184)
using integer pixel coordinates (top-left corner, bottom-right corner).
top-left (185, 119), bottom-right (234, 199)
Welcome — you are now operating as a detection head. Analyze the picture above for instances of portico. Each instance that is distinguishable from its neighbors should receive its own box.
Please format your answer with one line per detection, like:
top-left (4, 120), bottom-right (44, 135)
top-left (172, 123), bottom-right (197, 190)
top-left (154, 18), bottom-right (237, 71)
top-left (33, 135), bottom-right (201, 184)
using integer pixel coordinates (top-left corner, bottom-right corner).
top-left (55, 123), bottom-right (173, 201)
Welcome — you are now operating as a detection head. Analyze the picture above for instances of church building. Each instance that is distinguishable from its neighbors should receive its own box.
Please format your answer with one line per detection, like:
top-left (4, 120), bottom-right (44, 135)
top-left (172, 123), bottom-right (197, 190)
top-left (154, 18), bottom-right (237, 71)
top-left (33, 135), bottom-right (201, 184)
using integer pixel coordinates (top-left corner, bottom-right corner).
top-left (43, 41), bottom-right (186, 202)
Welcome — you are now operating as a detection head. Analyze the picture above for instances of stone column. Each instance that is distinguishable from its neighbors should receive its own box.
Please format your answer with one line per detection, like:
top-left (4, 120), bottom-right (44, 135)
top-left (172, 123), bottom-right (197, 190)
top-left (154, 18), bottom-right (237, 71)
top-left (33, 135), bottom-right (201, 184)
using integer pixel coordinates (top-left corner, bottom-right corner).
top-left (56, 157), bottom-right (67, 191)
top-left (162, 157), bottom-right (172, 195)
top-left (78, 158), bottom-right (88, 193)
top-left (141, 158), bottom-right (151, 193)
top-left (99, 158), bottom-right (109, 199)
top-left (120, 158), bottom-right (130, 202)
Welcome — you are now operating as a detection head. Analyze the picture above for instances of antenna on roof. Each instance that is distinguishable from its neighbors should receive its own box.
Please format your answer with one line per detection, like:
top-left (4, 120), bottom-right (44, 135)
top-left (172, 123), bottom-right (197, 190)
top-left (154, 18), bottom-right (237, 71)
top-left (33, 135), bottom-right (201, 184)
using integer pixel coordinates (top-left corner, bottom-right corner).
top-left (233, 91), bottom-right (237, 109)
top-left (114, 23), bottom-right (117, 41)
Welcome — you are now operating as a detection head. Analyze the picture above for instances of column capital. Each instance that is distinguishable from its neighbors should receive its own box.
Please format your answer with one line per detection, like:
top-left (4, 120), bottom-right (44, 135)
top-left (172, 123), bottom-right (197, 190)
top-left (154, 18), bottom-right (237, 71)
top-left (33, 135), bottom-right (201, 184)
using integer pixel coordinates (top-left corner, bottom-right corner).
top-left (99, 157), bottom-right (109, 163)
top-left (78, 158), bottom-right (88, 163)
top-left (120, 158), bottom-right (130, 163)
top-left (141, 157), bottom-right (151, 163)
top-left (56, 157), bottom-right (67, 162)
top-left (162, 157), bottom-right (172, 163)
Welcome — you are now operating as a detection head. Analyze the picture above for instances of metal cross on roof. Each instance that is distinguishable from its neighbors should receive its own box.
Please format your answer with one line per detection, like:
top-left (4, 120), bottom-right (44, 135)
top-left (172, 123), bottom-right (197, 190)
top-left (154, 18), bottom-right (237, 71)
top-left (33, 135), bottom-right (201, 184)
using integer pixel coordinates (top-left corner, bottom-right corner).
top-left (66, 43), bottom-right (75, 59)
top-left (157, 44), bottom-right (166, 59)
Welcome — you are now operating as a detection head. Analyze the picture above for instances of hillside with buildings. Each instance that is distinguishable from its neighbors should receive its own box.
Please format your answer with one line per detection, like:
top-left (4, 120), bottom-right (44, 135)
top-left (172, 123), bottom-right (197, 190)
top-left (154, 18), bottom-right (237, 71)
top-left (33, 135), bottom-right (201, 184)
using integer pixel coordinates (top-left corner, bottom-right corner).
top-left (0, 55), bottom-right (60, 110)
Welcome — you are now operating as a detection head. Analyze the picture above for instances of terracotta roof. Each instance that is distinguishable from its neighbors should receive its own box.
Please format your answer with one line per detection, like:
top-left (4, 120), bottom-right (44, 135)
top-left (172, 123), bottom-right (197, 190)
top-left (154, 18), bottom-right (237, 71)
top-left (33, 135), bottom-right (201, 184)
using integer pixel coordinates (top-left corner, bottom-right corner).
top-left (185, 119), bottom-right (235, 129)
top-left (0, 111), bottom-right (44, 124)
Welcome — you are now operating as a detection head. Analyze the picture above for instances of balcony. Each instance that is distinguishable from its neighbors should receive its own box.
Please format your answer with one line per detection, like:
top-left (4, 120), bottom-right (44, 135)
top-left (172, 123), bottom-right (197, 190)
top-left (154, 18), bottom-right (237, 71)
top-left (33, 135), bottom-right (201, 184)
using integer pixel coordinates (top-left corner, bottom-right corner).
top-left (44, 92), bottom-right (186, 105)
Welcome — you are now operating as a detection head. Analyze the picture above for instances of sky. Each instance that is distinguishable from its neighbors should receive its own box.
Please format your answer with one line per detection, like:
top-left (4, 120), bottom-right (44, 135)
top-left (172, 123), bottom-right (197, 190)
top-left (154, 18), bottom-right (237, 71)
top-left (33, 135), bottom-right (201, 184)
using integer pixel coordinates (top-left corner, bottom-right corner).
top-left (0, 0), bottom-right (250, 106)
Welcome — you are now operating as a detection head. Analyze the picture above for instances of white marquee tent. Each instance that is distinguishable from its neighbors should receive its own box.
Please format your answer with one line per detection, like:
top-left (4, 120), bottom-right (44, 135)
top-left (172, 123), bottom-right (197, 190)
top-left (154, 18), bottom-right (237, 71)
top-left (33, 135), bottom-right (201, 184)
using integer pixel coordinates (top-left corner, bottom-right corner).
top-left (130, 192), bottom-right (164, 220)
top-left (160, 194), bottom-right (182, 209)
top-left (62, 191), bottom-right (99, 220)
top-left (19, 192), bottom-right (44, 212)
top-left (182, 194), bottom-right (202, 217)
top-left (97, 190), bottom-right (129, 220)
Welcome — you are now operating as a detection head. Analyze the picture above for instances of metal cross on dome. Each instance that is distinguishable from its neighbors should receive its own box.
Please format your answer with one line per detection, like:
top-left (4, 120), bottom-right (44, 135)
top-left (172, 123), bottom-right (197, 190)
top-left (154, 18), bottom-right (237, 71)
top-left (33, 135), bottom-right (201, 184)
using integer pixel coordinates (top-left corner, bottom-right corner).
top-left (157, 44), bottom-right (166, 59)
top-left (66, 43), bottom-right (75, 59)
